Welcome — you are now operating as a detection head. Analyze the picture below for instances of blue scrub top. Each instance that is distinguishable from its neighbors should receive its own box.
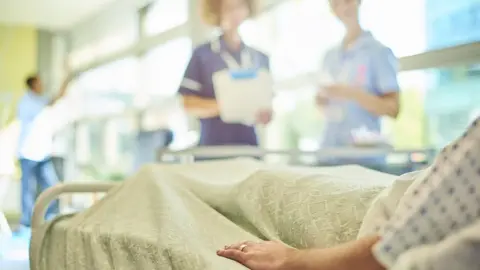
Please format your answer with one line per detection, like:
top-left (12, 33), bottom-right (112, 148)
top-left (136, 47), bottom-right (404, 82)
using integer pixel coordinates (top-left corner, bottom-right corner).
top-left (17, 91), bottom-right (50, 160)
top-left (178, 36), bottom-right (270, 146)
top-left (321, 31), bottom-right (400, 149)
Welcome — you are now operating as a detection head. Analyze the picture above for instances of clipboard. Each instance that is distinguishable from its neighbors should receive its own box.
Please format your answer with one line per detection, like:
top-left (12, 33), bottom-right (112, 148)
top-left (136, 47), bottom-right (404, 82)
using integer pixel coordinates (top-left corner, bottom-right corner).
top-left (213, 68), bottom-right (273, 125)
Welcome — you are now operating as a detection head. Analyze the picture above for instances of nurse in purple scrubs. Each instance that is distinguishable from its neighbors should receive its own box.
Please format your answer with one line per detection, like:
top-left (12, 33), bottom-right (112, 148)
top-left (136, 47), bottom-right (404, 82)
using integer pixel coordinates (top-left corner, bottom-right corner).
top-left (316, 0), bottom-right (401, 166)
top-left (178, 0), bottom-right (272, 146)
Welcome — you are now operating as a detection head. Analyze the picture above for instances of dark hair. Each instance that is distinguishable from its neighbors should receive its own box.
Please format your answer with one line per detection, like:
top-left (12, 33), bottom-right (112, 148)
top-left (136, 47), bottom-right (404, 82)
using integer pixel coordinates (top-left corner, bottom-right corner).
top-left (25, 75), bottom-right (39, 89)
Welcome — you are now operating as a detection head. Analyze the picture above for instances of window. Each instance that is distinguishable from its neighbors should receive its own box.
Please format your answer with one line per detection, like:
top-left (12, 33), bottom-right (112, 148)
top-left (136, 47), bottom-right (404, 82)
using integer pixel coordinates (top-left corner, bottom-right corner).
top-left (144, 0), bottom-right (189, 36)
top-left (95, 32), bottom-right (135, 58)
top-left (269, 62), bottom-right (480, 152)
top-left (69, 44), bottom-right (96, 69)
top-left (139, 37), bottom-right (192, 148)
top-left (70, 57), bottom-right (140, 117)
top-left (75, 116), bottom-right (138, 176)
top-left (361, 0), bottom-right (426, 57)
top-left (240, 11), bottom-right (277, 54)
top-left (140, 37), bottom-right (192, 97)
top-left (69, 30), bottom-right (138, 69)
top-left (381, 71), bottom-right (428, 149)
top-left (384, 64), bottom-right (480, 150)
top-left (424, 0), bottom-right (479, 51)
top-left (104, 116), bottom-right (138, 171)
top-left (421, 65), bottom-right (480, 148)
top-left (267, 0), bottom-right (425, 80)
top-left (362, 0), bottom-right (479, 57)
top-left (265, 0), bottom-right (478, 84)
top-left (269, 0), bottom-right (342, 81)
top-left (75, 57), bottom-right (139, 94)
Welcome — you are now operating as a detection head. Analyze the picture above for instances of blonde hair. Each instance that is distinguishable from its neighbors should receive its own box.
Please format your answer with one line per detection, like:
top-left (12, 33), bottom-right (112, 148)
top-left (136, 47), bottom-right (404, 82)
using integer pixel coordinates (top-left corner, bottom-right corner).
top-left (200, 0), bottom-right (258, 26)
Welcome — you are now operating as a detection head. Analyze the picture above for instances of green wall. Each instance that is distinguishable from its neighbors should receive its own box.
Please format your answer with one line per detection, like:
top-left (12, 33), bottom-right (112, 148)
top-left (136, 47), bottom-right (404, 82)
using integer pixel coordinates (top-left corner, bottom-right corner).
top-left (0, 24), bottom-right (38, 126)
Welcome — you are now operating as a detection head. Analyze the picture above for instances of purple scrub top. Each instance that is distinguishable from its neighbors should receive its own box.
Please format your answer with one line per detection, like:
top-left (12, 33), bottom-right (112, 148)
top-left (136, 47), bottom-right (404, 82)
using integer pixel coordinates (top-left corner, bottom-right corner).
top-left (178, 36), bottom-right (270, 146)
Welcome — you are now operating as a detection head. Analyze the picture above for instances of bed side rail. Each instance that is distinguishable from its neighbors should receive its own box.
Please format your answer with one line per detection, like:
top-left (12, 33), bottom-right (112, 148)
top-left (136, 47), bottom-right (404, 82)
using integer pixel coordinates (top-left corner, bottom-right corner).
top-left (31, 182), bottom-right (117, 229)
top-left (158, 145), bottom-right (435, 162)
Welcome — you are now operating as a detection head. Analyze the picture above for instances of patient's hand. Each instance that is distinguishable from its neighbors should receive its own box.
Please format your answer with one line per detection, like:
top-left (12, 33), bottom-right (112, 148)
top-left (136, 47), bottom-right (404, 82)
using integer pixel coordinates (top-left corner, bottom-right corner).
top-left (217, 240), bottom-right (301, 270)
top-left (218, 236), bottom-right (384, 270)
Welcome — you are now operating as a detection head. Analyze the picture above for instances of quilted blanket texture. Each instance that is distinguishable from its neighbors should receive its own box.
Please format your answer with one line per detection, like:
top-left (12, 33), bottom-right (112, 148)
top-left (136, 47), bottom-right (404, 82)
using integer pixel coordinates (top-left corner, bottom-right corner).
top-left (33, 159), bottom-right (395, 270)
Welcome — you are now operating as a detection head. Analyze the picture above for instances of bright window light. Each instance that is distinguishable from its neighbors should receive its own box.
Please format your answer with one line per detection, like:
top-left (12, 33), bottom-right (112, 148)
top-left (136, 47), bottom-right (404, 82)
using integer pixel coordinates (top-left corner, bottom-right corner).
top-left (144, 0), bottom-right (189, 36)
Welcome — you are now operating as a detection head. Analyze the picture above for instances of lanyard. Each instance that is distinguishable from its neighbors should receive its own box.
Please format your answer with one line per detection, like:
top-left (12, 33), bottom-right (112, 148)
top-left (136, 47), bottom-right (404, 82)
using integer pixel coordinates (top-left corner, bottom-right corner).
top-left (211, 38), bottom-right (254, 70)
top-left (220, 49), bottom-right (253, 70)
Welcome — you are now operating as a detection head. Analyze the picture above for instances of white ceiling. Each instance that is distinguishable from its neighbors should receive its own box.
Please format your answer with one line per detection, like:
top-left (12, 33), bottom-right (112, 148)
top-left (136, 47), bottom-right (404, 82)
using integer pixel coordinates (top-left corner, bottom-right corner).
top-left (0, 0), bottom-right (117, 31)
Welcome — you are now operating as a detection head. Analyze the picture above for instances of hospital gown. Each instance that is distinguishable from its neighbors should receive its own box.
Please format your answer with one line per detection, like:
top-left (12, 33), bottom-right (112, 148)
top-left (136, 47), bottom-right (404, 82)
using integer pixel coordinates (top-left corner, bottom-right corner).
top-left (371, 117), bottom-right (480, 269)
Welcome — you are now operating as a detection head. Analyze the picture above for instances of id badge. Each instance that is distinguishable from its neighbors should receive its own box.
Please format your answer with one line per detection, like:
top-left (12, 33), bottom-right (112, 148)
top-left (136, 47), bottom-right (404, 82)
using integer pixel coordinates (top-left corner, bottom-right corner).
top-left (229, 69), bottom-right (258, 80)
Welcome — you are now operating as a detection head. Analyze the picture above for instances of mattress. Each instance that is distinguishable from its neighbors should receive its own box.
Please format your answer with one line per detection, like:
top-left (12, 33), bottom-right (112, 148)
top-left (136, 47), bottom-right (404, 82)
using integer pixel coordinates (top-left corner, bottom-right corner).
top-left (32, 158), bottom-right (396, 270)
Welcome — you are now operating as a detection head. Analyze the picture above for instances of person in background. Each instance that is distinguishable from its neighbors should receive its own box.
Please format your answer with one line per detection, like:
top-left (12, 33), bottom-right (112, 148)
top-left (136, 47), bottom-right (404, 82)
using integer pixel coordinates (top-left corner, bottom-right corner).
top-left (316, 0), bottom-right (400, 167)
top-left (134, 128), bottom-right (174, 170)
top-left (178, 0), bottom-right (272, 147)
top-left (15, 71), bottom-right (73, 237)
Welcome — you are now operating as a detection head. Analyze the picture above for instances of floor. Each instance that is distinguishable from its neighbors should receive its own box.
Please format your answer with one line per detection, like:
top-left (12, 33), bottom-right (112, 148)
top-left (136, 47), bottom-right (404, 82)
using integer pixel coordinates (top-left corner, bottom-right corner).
top-left (0, 232), bottom-right (30, 270)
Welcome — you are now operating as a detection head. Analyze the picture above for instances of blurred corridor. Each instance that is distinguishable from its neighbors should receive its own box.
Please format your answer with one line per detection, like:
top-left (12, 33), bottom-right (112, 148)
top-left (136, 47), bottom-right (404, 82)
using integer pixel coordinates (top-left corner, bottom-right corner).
top-left (0, 0), bottom-right (479, 269)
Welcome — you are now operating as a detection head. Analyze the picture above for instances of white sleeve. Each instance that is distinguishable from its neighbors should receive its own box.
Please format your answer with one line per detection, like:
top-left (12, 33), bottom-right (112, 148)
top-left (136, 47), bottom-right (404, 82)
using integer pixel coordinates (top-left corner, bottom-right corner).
top-left (372, 118), bottom-right (480, 268)
top-left (357, 170), bottom-right (423, 238)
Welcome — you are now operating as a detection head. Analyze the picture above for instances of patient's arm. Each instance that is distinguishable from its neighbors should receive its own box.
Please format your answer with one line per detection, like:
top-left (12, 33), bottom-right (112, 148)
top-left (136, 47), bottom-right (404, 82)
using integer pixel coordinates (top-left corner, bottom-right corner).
top-left (297, 236), bottom-right (384, 270)
top-left (387, 219), bottom-right (480, 270)
top-left (217, 236), bottom-right (384, 270)
top-left (372, 118), bottom-right (480, 267)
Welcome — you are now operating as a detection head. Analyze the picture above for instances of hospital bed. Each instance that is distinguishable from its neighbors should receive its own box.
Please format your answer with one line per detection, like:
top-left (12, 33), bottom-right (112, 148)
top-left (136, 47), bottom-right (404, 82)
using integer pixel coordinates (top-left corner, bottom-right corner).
top-left (30, 146), bottom-right (434, 270)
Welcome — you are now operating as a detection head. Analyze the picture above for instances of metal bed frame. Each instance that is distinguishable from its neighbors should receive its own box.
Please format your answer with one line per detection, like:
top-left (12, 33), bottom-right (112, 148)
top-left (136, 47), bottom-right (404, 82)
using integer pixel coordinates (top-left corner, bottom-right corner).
top-left (31, 182), bottom-right (116, 229)
top-left (157, 145), bottom-right (435, 163)
top-left (30, 146), bottom-right (434, 270)
top-left (30, 182), bottom-right (115, 270)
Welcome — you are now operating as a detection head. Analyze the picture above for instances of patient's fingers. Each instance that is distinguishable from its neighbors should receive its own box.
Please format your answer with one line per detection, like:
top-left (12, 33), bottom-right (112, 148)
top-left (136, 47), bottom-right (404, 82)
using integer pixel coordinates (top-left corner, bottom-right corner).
top-left (225, 241), bottom-right (256, 251)
top-left (217, 249), bottom-right (248, 265)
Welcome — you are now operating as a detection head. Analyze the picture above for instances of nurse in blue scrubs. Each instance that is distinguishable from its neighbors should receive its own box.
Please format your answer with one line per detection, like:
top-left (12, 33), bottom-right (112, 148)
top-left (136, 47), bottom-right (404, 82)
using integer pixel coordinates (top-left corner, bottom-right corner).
top-left (316, 0), bottom-right (400, 166)
top-left (178, 0), bottom-right (271, 147)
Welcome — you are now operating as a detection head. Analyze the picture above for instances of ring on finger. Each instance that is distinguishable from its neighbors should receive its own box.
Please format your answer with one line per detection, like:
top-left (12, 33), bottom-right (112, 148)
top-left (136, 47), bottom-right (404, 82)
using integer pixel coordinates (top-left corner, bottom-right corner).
top-left (239, 244), bottom-right (248, 252)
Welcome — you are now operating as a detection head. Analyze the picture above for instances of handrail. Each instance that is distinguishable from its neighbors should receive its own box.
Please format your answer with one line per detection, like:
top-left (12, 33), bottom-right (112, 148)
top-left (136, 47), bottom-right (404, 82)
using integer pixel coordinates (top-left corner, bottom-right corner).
top-left (158, 145), bottom-right (436, 160)
top-left (31, 182), bottom-right (117, 229)
top-left (30, 182), bottom-right (116, 270)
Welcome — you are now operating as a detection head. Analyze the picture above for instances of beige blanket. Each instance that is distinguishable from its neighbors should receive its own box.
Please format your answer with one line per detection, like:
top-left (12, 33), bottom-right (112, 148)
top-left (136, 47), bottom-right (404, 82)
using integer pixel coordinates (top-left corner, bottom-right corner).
top-left (34, 159), bottom-right (396, 270)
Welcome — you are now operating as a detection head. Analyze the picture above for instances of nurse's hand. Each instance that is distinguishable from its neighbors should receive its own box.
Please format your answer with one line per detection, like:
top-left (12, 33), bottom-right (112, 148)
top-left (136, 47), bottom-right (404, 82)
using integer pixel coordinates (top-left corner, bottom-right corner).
top-left (315, 91), bottom-right (329, 107)
top-left (324, 84), bottom-right (358, 100)
top-left (256, 109), bottom-right (272, 125)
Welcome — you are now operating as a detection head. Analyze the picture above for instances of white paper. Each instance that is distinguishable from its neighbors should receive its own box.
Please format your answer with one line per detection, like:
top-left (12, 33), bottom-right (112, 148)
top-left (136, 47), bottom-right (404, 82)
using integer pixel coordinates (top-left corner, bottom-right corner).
top-left (351, 126), bottom-right (389, 146)
top-left (213, 69), bottom-right (273, 125)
